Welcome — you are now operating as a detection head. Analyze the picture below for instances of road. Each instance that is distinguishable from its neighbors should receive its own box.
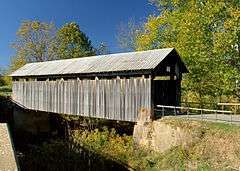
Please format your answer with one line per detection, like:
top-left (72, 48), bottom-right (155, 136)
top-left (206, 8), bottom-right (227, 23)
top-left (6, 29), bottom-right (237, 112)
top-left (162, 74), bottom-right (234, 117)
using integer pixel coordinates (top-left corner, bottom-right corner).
top-left (166, 114), bottom-right (240, 125)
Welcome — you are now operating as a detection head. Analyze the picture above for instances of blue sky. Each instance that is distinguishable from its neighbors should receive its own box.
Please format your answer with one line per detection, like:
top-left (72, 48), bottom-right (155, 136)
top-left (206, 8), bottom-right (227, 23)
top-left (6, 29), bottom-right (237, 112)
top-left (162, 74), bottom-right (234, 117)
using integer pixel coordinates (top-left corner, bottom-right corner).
top-left (0, 0), bottom-right (157, 68)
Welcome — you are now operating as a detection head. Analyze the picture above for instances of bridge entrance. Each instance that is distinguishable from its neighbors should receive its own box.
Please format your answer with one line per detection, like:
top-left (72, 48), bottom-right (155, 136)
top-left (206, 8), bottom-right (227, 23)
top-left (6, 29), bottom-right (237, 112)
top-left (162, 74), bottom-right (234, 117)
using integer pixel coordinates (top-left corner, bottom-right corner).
top-left (154, 80), bottom-right (180, 107)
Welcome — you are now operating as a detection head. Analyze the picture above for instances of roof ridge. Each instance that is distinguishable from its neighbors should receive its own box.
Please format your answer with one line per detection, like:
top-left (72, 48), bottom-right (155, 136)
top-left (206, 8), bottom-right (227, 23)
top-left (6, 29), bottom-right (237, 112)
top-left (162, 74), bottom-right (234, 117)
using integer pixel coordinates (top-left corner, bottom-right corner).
top-left (24, 48), bottom-right (175, 65)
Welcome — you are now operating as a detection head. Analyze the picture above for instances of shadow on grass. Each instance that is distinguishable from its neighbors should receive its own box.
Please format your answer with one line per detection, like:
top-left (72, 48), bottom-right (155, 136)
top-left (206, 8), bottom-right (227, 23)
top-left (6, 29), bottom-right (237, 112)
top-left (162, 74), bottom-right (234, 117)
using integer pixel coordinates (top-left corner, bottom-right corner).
top-left (17, 138), bottom-right (130, 171)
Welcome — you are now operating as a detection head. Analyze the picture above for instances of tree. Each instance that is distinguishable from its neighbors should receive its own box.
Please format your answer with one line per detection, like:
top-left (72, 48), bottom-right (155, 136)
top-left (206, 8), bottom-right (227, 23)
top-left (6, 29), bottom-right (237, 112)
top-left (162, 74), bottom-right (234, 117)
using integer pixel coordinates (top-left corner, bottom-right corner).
top-left (0, 67), bottom-right (5, 86)
top-left (10, 21), bottom-right (96, 73)
top-left (135, 0), bottom-right (240, 103)
top-left (116, 18), bottom-right (142, 51)
top-left (56, 22), bottom-right (95, 59)
top-left (96, 42), bottom-right (110, 55)
top-left (12, 21), bottom-right (57, 63)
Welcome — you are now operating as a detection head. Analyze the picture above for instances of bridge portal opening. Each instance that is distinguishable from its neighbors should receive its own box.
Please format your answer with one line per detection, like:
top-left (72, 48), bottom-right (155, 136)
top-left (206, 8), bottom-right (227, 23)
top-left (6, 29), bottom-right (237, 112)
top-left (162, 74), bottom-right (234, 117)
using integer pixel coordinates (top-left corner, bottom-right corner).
top-left (154, 80), bottom-right (178, 106)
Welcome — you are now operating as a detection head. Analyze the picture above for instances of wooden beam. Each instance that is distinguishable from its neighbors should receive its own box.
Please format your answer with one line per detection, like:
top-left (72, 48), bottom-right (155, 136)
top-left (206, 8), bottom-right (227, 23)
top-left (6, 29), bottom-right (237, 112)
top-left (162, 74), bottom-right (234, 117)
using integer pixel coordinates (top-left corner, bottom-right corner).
top-left (12, 70), bottom-right (153, 80)
top-left (150, 75), bottom-right (155, 120)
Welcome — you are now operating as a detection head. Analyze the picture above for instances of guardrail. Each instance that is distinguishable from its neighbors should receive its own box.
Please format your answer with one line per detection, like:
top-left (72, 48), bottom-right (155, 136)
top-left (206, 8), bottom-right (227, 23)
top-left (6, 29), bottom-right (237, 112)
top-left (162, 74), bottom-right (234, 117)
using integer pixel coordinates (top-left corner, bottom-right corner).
top-left (155, 105), bottom-right (240, 124)
top-left (181, 101), bottom-right (240, 115)
top-left (181, 101), bottom-right (217, 109)
top-left (218, 103), bottom-right (240, 115)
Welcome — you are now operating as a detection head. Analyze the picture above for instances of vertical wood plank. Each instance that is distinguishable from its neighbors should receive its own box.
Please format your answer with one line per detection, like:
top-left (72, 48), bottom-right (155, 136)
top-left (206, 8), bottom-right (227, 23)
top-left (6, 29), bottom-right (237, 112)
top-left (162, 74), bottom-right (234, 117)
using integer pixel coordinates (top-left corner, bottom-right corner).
top-left (12, 77), bottom-right (152, 122)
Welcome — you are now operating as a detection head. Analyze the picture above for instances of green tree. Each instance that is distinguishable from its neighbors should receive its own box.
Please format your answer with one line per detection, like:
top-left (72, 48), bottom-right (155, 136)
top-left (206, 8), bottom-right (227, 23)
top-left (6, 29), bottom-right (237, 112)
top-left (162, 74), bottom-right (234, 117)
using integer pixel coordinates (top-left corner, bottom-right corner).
top-left (136, 0), bottom-right (240, 103)
top-left (12, 21), bottom-right (57, 63)
top-left (9, 21), bottom-right (96, 74)
top-left (0, 67), bottom-right (5, 86)
top-left (56, 22), bottom-right (95, 59)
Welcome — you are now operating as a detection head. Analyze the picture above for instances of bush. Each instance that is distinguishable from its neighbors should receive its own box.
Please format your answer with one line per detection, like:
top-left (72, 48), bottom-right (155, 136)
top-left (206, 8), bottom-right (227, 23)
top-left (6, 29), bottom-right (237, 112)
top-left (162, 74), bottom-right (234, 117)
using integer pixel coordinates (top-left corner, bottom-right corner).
top-left (18, 139), bottom-right (129, 171)
top-left (71, 127), bottom-right (162, 170)
top-left (0, 85), bottom-right (12, 97)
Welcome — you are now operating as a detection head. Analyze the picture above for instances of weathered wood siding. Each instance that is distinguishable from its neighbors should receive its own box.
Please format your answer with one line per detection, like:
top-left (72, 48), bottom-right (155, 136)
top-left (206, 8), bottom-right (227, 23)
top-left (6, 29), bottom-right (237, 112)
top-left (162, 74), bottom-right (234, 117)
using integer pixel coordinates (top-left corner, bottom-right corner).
top-left (12, 78), bottom-right (151, 122)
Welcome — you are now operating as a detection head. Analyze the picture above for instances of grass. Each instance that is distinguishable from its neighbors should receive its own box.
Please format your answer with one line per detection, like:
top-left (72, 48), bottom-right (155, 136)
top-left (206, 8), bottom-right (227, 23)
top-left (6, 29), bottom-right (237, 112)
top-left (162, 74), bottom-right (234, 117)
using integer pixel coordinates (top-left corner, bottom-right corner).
top-left (16, 117), bottom-right (240, 170)
top-left (206, 121), bottom-right (240, 133)
top-left (70, 118), bottom-right (240, 170)
top-left (160, 118), bottom-right (240, 170)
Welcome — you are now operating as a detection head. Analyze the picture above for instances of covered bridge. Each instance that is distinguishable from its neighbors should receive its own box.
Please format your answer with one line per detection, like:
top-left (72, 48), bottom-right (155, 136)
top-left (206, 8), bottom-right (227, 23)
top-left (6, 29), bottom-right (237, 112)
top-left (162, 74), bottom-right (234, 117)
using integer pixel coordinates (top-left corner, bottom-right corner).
top-left (11, 48), bottom-right (188, 122)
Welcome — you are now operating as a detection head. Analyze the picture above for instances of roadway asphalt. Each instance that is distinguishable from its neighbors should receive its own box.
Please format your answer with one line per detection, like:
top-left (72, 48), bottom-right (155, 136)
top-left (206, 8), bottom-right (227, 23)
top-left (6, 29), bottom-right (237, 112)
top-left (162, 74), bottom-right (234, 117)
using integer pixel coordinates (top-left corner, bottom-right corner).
top-left (166, 114), bottom-right (240, 125)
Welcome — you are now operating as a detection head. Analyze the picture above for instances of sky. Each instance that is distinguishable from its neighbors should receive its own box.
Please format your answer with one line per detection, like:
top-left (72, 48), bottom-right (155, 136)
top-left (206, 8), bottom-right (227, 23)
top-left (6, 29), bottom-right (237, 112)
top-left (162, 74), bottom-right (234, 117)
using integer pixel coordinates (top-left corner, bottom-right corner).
top-left (0, 0), bottom-right (157, 68)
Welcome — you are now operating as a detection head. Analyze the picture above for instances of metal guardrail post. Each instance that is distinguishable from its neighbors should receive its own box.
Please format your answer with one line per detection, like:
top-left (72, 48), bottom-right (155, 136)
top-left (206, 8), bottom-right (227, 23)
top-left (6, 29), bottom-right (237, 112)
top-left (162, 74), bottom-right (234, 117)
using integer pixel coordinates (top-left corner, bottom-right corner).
top-left (201, 109), bottom-right (203, 121)
top-left (174, 106), bottom-right (176, 116)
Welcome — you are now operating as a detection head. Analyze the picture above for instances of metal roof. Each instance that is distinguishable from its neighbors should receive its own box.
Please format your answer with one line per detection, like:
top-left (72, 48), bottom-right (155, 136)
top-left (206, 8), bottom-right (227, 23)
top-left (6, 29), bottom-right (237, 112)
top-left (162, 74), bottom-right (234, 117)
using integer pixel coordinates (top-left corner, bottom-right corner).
top-left (11, 48), bottom-right (183, 77)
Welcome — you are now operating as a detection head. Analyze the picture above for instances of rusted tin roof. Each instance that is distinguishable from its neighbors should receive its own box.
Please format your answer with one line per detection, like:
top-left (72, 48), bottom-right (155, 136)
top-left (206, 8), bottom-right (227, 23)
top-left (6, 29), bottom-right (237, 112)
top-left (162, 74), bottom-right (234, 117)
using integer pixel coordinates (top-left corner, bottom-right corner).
top-left (11, 48), bottom-right (185, 77)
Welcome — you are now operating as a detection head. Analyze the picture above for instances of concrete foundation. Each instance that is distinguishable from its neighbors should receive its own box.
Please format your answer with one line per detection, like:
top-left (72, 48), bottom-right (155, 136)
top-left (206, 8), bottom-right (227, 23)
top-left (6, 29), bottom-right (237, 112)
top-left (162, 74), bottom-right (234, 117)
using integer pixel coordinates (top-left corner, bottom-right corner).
top-left (133, 119), bottom-right (198, 153)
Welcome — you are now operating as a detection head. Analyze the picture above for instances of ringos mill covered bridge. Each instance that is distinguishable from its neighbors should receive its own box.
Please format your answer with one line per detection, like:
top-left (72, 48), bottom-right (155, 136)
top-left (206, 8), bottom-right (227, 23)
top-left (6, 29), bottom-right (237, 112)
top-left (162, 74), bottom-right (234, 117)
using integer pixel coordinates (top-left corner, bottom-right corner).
top-left (11, 48), bottom-right (188, 122)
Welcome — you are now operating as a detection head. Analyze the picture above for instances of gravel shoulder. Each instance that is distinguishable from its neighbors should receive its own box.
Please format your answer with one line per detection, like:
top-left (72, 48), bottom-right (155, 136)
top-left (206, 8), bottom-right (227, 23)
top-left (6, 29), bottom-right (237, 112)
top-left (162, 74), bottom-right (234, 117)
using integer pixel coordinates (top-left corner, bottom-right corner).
top-left (0, 123), bottom-right (18, 171)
